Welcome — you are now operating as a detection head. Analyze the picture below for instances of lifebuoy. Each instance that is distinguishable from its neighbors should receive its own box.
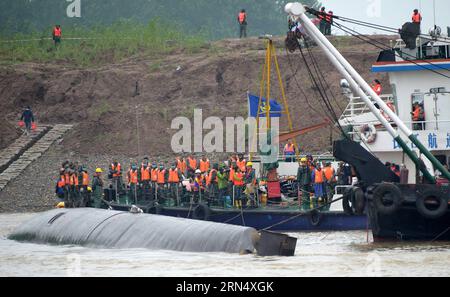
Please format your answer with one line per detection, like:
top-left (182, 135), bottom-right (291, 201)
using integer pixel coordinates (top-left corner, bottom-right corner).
top-left (359, 124), bottom-right (377, 144)
top-left (192, 203), bottom-right (211, 221)
top-left (372, 183), bottom-right (403, 215)
top-left (309, 209), bottom-right (322, 226)
top-left (416, 189), bottom-right (448, 220)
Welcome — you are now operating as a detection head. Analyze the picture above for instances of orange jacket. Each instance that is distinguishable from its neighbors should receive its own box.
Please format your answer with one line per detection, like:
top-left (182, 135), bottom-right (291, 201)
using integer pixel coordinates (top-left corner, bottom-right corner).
top-left (188, 158), bottom-right (198, 170)
top-left (58, 175), bottom-right (66, 188)
top-left (372, 83), bottom-right (382, 96)
top-left (53, 27), bottom-right (61, 37)
top-left (177, 159), bottom-right (187, 173)
top-left (168, 169), bottom-right (180, 183)
top-left (314, 169), bottom-right (325, 183)
top-left (82, 172), bottom-right (89, 186)
top-left (157, 169), bottom-right (166, 184)
top-left (238, 12), bottom-right (247, 24)
top-left (199, 160), bottom-right (210, 173)
top-left (151, 169), bottom-right (158, 182)
top-left (128, 169), bottom-right (138, 184)
top-left (236, 160), bottom-right (246, 172)
top-left (111, 163), bottom-right (122, 177)
top-left (233, 172), bottom-right (245, 186)
top-left (206, 169), bottom-right (218, 186)
top-left (324, 166), bottom-right (335, 182)
top-left (412, 13), bottom-right (422, 23)
top-left (141, 165), bottom-right (151, 181)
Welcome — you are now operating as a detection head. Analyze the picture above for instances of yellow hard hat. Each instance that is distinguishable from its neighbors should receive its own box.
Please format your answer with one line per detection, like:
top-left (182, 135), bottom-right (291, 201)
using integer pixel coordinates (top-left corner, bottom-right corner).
top-left (56, 202), bottom-right (65, 209)
top-left (87, 187), bottom-right (92, 192)
top-left (246, 162), bottom-right (253, 167)
top-left (301, 158), bottom-right (307, 162)
top-left (96, 168), bottom-right (103, 173)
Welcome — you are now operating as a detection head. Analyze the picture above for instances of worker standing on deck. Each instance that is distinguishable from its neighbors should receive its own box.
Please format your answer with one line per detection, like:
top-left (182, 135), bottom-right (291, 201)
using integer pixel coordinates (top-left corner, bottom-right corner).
top-left (156, 163), bottom-right (168, 203)
top-left (312, 165), bottom-right (326, 206)
top-left (233, 168), bottom-right (245, 208)
top-left (199, 156), bottom-right (210, 174)
top-left (168, 163), bottom-right (182, 206)
top-left (110, 160), bottom-right (123, 196)
top-left (297, 158), bottom-right (312, 209)
top-left (236, 154), bottom-right (247, 172)
top-left (325, 11), bottom-right (333, 36)
top-left (207, 164), bottom-right (219, 206)
top-left (371, 79), bottom-right (382, 96)
top-left (140, 157), bottom-right (151, 201)
top-left (176, 156), bottom-right (187, 177)
top-left (411, 102), bottom-right (424, 130)
top-left (323, 162), bottom-right (336, 203)
top-left (244, 162), bottom-right (257, 207)
top-left (217, 165), bottom-right (229, 207)
top-left (187, 155), bottom-right (198, 178)
top-left (412, 9), bottom-right (422, 26)
top-left (20, 106), bottom-right (35, 136)
top-left (92, 168), bottom-right (104, 208)
top-left (79, 166), bottom-right (90, 207)
top-left (69, 168), bottom-right (79, 208)
top-left (238, 9), bottom-right (247, 38)
top-left (150, 162), bottom-right (158, 200)
top-left (193, 169), bottom-right (205, 203)
top-left (283, 139), bottom-right (296, 162)
top-left (127, 164), bottom-right (139, 204)
top-left (52, 25), bottom-right (62, 49)
top-left (319, 7), bottom-right (327, 35)
top-left (55, 169), bottom-right (66, 204)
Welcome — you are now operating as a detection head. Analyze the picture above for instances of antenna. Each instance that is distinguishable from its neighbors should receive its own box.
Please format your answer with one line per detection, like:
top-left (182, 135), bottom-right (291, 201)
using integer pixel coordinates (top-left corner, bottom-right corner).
top-left (433, 0), bottom-right (436, 30)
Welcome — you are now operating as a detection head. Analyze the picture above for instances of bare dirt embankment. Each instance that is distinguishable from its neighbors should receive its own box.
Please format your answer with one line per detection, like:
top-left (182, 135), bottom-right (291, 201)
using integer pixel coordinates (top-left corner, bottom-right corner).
top-left (0, 35), bottom-right (393, 212)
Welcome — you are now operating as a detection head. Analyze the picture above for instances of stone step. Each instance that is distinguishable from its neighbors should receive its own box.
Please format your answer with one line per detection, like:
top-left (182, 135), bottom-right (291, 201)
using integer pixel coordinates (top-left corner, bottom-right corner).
top-left (0, 124), bottom-right (74, 191)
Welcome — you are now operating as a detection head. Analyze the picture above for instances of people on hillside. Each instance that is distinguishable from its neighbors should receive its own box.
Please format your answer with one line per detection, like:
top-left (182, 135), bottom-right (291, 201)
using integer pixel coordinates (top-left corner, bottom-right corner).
top-left (52, 25), bottom-right (62, 49)
top-left (238, 9), bottom-right (248, 38)
top-left (20, 106), bottom-right (35, 136)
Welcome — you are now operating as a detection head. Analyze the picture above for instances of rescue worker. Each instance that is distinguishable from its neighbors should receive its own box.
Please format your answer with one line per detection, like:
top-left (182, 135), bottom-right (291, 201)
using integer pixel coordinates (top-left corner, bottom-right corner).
top-left (238, 9), bottom-right (247, 38)
top-left (193, 169), bottom-right (205, 203)
top-left (325, 11), bottom-right (333, 36)
top-left (92, 168), bottom-right (104, 208)
top-left (110, 160), bottom-right (123, 199)
top-left (156, 163), bottom-right (168, 203)
top-left (176, 156), bottom-right (187, 177)
top-left (55, 169), bottom-right (66, 203)
top-left (127, 164), bottom-right (139, 204)
top-left (199, 156), bottom-right (210, 174)
top-left (236, 154), bottom-right (247, 172)
top-left (69, 168), bottom-right (79, 208)
top-left (371, 79), bottom-right (382, 96)
top-left (312, 164), bottom-right (326, 206)
top-left (52, 25), bottom-right (62, 49)
top-left (217, 164), bottom-right (229, 207)
top-left (79, 166), bottom-right (90, 207)
top-left (319, 7), bottom-right (327, 35)
top-left (150, 162), bottom-right (158, 200)
top-left (20, 106), bottom-right (35, 136)
top-left (411, 102), bottom-right (424, 130)
top-left (206, 163), bottom-right (219, 206)
top-left (140, 157), bottom-right (151, 201)
top-left (412, 9), bottom-right (422, 26)
top-left (244, 162), bottom-right (257, 207)
top-left (187, 155), bottom-right (198, 178)
top-left (168, 163), bottom-right (182, 205)
top-left (323, 162), bottom-right (336, 203)
top-left (283, 139), bottom-right (296, 162)
top-left (297, 157), bottom-right (312, 209)
top-left (233, 168), bottom-right (245, 208)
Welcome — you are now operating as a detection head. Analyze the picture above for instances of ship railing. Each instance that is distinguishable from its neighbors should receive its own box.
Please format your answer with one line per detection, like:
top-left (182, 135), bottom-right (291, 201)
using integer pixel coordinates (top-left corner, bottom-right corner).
top-left (339, 94), bottom-right (394, 123)
top-left (346, 119), bottom-right (450, 134)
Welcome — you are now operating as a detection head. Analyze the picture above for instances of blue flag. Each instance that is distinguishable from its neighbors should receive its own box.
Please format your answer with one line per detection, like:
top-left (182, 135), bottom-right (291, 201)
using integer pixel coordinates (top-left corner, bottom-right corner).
top-left (247, 93), bottom-right (283, 118)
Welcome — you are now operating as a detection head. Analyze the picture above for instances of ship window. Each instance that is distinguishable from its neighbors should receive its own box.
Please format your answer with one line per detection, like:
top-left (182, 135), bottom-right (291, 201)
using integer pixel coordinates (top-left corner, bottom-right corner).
top-left (411, 93), bottom-right (425, 130)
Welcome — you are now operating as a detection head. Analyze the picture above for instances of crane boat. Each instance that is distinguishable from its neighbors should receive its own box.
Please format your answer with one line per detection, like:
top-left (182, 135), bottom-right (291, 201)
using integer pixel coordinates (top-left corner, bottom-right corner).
top-left (285, 2), bottom-right (450, 241)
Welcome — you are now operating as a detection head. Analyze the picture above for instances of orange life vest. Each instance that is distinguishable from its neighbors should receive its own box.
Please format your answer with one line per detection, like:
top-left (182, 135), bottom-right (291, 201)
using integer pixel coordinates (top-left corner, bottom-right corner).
top-left (188, 158), bottom-right (197, 170)
top-left (372, 83), bottom-right (382, 96)
top-left (236, 160), bottom-right (246, 172)
top-left (141, 165), bottom-right (151, 181)
top-left (199, 160), bottom-right (210, 173)
top-left (233, 172), bottom-right (245, 186)
top-left (157, 169), bottom-right (166, 184)
top-left (70, 173), bottom-right (78, 186)
top-left (229, 167), bottom-right (235, 182)
top-left (168, 169), bottom-right (180, 183)
top-left (177, 159), bottom-right (187, 173)
top-left (413, 106), bottom-right (422, 121)
top-left (412, 13), bottom-right (422, 23)
top-left (323, 167), bottom-right (335, 182)
top-left (238, 12), bottom-right (247, 24)
top-left (58, 176), bottom-right (66, 188)
top-left (319, 11), bottom-right (326, 21)
top-left (207, 169), bottom-right (218, 186)
top-left (82, 172), bottom-right (89, 186)
top-left (128, 170), bottom-right (138, 184)
top-left (314, 169), bottom-right (325, 183)
top-left (111, 163), bottom-right (121, 177)
top-left (284, 144), bottom-right (295, 153)
top-left (151, 169), bottom-right (158, 182)
top-left (64, 173), bottom-right (70, 186)
top-left (53, 27), bottom-right (62, 37)
top-left (326, 12), bottom-right (333, 23)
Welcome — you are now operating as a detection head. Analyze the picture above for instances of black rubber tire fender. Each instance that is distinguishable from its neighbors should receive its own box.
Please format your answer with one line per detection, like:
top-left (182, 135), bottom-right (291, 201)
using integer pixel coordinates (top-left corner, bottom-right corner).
top-left (372, 183), bottom-right (403, 215)
top-left (192, 203), bottom-right (211, 221)
top-left (416, 189), bottom-right (448, 220)
top-left (342, 187), bottom-right (354, 215)
top-left (352, 187), bottom-right (366, 215)
top-left (309, 209), bottom-right (323, 227)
